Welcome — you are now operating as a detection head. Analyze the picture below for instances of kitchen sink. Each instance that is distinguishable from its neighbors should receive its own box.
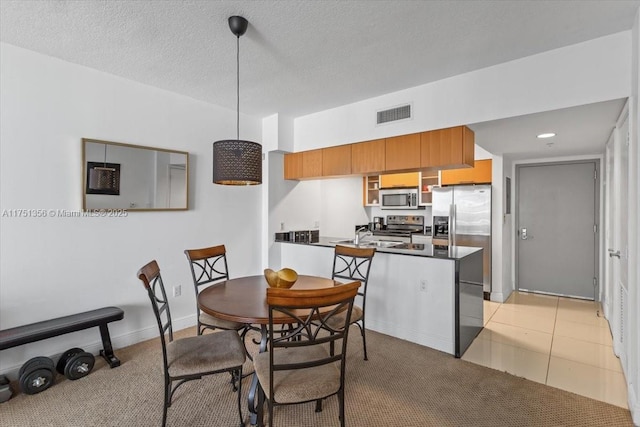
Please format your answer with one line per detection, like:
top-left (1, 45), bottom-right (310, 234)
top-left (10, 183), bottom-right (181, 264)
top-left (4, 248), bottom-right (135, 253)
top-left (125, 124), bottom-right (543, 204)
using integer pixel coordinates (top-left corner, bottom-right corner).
top-left (330, 239), bottom-right (357, 244)
top-left (362, 240), bottom-right (404, 248)
top-left (330, 239), bottom-right (404, 248)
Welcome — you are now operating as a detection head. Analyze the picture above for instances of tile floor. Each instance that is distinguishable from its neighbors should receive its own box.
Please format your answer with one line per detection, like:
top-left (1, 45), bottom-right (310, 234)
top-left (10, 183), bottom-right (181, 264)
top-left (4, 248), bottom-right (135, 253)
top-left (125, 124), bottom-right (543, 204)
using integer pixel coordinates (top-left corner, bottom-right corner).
top-left (462, 291), bottom-right (629, 409)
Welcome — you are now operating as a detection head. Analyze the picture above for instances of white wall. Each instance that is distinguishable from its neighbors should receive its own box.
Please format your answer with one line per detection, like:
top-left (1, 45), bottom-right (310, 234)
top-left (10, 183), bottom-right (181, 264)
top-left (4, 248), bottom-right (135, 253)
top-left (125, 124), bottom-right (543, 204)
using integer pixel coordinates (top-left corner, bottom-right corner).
top-left (0, 43), bottom-right (264, 374)
top-left (294, 32), bottom-right (630, 151)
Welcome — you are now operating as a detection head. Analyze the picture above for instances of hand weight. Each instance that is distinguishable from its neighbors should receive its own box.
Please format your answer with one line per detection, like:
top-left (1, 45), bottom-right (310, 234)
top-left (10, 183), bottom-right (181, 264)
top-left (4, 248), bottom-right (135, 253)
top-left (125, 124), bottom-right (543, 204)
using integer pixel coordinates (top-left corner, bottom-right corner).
top-left (56, 348), bottom-right (95, 380)
top-left (18, 356), bottom-right (55, 395)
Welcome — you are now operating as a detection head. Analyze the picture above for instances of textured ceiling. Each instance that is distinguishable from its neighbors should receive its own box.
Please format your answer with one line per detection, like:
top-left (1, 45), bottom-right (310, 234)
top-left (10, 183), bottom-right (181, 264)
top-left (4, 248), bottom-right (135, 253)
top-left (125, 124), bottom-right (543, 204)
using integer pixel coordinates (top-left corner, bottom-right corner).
top-left (0, 1), bottom-right (637, 159)
top-left (1, 0), bottom-right (638, 118)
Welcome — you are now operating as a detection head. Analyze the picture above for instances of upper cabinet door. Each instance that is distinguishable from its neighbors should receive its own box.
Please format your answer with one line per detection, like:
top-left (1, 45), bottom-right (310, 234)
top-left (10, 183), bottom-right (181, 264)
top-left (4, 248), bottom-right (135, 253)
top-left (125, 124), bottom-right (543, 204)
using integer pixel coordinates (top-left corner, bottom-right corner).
top-left (380, 172), bottom-right (419, 188)
top-left (441, 159), bottom-right (492, 185)
top-left (284, 150), bottom-right (323, 180)
top-left (302, 149), bottom-right (323, 178)
top-left (351, 139), bottom-right (385, 174)
top-left (322, 145), bottom-right (352, 177)
top-left (420, 126), bottom-right (474, 170)
top-left (284, 152), bottom-right (303, 180)
top-left (385, 133), bottom-right (421, 171)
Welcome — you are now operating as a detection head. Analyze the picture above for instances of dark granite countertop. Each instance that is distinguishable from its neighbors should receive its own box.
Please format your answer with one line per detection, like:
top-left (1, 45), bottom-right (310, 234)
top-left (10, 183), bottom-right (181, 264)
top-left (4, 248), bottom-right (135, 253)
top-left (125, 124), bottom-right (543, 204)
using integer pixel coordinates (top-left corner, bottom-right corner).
top-left (278, 236), bottom-right (482, 261)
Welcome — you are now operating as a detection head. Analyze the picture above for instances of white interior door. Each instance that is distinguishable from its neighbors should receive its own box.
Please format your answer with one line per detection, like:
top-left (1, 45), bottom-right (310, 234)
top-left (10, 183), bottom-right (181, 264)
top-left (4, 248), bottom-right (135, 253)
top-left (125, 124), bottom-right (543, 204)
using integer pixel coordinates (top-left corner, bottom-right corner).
top-left (609, 113), bottom-right (629, 363)
top-left (516, 161), bottom-right (598, 299)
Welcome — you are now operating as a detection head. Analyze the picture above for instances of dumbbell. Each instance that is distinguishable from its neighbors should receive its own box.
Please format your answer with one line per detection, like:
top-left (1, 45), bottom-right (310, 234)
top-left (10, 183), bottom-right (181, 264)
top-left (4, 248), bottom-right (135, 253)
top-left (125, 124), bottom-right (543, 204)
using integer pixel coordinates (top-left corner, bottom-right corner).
top-left (0, 375), bottom-right (13, 402)
top-left (56, 348), bottom-right (95, 380)
top-left (18, 356), bottom-right (55, 395)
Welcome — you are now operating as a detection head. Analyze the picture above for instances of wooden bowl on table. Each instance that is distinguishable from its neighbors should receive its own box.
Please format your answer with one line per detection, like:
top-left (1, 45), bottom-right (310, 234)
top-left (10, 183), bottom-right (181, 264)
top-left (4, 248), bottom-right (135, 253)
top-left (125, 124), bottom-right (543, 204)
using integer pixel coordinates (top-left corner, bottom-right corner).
top-left (264, 268), bottom-right (298, 289)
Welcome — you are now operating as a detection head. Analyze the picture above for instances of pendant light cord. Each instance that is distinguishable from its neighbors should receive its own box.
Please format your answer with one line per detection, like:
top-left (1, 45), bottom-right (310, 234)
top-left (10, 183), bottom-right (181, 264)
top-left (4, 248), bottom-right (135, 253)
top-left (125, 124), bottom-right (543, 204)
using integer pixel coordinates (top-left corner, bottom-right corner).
top-left (236, 34), bottom-right (240, 142)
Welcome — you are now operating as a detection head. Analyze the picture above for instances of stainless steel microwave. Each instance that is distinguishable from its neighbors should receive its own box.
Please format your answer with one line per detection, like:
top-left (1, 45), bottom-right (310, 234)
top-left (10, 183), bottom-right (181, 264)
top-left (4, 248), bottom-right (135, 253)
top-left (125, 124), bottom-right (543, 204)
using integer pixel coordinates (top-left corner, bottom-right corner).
top-left (379, 187), bottom-right (419, 209)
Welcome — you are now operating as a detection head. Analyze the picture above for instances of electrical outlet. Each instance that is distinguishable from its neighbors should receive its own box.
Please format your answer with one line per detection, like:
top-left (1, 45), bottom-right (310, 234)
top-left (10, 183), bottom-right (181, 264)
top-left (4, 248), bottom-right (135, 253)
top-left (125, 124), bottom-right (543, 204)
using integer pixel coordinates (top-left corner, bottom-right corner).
top-left (173, 285), bottom-right (181, 297)
top-left (419, 279), bottom-right (427, 292)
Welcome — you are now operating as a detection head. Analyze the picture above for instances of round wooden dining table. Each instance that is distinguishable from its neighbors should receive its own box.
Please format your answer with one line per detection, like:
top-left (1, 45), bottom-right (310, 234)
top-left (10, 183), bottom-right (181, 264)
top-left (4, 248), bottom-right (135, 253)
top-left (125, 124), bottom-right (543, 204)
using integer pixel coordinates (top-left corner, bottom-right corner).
top-left (197, 274), bottom-right (340, 325)
top-left (197, 274), bottom-right (342, 425)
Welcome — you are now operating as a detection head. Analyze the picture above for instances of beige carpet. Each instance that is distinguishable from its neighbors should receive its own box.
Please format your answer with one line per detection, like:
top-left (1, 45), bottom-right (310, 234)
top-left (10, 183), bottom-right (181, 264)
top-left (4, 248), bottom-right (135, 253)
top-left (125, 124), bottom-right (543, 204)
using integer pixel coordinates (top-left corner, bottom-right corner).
top-left (1, 327), bottom-right (633, 426)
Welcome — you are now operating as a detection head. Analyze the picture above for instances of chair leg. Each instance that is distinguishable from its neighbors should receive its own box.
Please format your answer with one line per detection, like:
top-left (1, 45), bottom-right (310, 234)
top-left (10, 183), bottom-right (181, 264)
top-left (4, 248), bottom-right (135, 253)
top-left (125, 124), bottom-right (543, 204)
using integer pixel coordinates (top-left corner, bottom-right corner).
top-left (268, 398), bottom-right (274, 427)
top-left (236, 368), bottom-right (243, 427)
top-left (257, 383), bottom-right (265, 427)
top-left (162, 377), bottom-right (170, 427)
top-left (339, 388), bottom-right (345, 427)
top-left (360, 319), bottom-right (368, 361)
top-left (315, 399), bottom-right (323, 412)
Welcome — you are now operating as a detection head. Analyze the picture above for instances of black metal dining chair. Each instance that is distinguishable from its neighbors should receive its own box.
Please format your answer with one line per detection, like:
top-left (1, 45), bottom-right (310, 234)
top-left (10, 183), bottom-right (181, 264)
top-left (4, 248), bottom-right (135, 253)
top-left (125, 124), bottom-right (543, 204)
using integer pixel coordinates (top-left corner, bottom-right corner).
top-left (184, 245), bottom-right (247, 335)
top-left (329, 245), bottom-right (376, 360)
top-left (253, 281), bottom-right (361, 427)
top-left (137, 260), bottom-right (246, 427)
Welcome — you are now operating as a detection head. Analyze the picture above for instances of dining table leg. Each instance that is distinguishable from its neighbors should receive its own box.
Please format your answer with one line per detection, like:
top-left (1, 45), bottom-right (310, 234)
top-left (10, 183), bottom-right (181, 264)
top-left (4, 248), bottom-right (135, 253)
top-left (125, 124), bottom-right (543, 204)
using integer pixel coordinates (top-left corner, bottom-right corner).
top-left (248, 324), bottom-right (268, 426)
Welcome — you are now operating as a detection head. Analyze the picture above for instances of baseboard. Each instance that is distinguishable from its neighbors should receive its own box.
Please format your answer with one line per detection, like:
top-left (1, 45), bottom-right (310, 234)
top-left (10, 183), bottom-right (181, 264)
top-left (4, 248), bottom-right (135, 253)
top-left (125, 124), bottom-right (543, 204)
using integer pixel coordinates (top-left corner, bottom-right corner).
top-left (0, 314), bottom-right (197, 380)
top-left (490, 292), bottom-right (505, 303)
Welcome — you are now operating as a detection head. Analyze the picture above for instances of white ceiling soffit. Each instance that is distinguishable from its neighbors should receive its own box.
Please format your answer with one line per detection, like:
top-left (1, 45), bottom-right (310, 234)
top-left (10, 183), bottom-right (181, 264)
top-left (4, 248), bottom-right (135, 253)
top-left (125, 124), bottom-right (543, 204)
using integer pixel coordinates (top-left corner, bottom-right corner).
top-left (1, 0), bottom-right (638, 118)
top-left (469, 98), bottom-right (627, 160)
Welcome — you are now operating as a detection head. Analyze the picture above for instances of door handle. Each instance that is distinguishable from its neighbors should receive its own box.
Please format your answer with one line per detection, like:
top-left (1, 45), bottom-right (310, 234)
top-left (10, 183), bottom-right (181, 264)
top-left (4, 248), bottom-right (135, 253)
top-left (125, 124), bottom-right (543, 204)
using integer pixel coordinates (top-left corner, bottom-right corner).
top-left (609, 250), bottom-right (621, 258)
top-left (520, 228), bottom-right (528, 240)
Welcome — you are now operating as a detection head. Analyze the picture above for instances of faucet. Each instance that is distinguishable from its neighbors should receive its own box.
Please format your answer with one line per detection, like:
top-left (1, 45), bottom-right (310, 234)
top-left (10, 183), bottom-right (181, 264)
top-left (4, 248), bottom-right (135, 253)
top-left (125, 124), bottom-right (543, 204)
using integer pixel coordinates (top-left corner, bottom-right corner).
top-left (354, 226), bottom-right (372, 245)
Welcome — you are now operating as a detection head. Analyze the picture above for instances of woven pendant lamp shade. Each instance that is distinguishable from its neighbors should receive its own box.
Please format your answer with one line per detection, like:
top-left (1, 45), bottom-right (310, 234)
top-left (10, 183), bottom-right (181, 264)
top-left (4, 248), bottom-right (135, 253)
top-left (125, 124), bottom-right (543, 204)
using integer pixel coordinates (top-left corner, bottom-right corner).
top-left (213, 139), bottom-right (262, 185)
top-left (212, 16), bottom-right (262, 186)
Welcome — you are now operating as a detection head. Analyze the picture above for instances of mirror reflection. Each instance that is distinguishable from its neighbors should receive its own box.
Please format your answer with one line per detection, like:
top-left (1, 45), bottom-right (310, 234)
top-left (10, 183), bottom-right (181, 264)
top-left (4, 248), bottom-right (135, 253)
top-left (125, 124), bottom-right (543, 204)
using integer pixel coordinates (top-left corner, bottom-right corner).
top-left (82, 138), bottom-right (189, 211)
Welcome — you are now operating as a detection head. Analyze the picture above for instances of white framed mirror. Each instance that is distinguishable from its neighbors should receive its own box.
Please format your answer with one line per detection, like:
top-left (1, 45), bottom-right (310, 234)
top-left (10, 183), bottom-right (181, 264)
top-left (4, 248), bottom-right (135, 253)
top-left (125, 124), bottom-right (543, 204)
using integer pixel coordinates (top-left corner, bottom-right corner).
top-left (82, 138), bottom-right (189, 211)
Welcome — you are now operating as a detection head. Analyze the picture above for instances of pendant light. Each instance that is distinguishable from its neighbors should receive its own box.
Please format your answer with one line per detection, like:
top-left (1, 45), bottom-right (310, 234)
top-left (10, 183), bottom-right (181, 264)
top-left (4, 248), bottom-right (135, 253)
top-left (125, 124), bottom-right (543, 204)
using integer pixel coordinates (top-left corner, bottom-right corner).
top-left (213, 16), bottom-right (262, 185)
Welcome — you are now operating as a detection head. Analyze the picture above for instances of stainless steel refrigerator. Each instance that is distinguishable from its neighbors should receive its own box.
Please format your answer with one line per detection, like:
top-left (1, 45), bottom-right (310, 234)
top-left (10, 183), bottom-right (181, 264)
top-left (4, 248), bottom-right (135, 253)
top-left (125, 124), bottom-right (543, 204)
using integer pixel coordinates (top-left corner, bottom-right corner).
top-left (432, 185), bottom-right (492, 294)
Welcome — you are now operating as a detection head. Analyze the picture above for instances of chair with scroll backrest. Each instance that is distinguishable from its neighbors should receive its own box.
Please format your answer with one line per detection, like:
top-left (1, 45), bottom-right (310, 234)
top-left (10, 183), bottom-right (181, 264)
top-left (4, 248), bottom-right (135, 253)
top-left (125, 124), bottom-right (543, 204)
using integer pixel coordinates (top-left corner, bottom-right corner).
top-left (254, 281), bottom-right (361, 427)
top-left (137, 260), bottom-right (246, 427)
top-left (329, 245), bottom-right (376, 360)
top-left (184, 245), bottom-right (246, 335)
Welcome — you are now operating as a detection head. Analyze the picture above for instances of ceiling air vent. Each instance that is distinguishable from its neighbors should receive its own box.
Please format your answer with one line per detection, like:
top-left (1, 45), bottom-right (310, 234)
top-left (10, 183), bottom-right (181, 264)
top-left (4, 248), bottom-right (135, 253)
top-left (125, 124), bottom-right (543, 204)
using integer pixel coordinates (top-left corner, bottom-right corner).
top-left (377, 104), bottom-right (411, 125)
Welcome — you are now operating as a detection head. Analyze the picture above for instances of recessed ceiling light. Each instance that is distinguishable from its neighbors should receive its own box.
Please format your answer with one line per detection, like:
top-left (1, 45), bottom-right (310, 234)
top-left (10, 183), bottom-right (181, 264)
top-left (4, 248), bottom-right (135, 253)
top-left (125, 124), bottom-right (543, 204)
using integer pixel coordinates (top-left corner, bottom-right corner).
top-left (537, 132), bottom-right (556, 139)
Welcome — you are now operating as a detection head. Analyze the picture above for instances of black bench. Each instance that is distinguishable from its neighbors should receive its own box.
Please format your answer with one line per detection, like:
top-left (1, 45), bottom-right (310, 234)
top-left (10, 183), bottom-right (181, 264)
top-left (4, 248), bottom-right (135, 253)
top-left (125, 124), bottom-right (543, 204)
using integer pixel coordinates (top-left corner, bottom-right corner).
top-left (0, 307), bottom-right (124, 368)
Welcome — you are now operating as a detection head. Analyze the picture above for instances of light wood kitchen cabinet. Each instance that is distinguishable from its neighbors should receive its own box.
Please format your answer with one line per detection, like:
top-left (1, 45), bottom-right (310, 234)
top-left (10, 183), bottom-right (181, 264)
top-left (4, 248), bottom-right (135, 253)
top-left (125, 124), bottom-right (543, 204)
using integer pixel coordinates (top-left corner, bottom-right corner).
top-left (284, 125), bottom-right (476, 180)
top-left (284, 152), bottom-right (303, 180)
top-left (322, 145), bottom-right (351, 176)
top-left (351, 139), bottom-right (385, 174)
top-left (363, 175), bottom-right (380, 206)
top-left (420, 126), bottom-right (474, 170)
top-left (283, 149), bottom-right (323, 179)
top-left (419, 172), bottom-right (440, 205)
top-left (380, 172), bottom-right (419, 188)
top-left (302, 149), bottom-right (323, 178)
top-left (441, 159), bottom-right (492, 185)
top-left (385, 133), bottom-right (421, 171)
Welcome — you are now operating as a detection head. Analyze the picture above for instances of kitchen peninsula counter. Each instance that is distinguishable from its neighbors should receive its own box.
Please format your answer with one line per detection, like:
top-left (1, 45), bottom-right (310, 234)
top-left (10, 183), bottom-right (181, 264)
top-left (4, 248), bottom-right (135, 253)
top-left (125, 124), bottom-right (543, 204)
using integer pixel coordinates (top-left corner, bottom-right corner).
top-left (276, 237), bottom-right (484, 357)
top-left (306, 236), bottom-right (481, 260)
